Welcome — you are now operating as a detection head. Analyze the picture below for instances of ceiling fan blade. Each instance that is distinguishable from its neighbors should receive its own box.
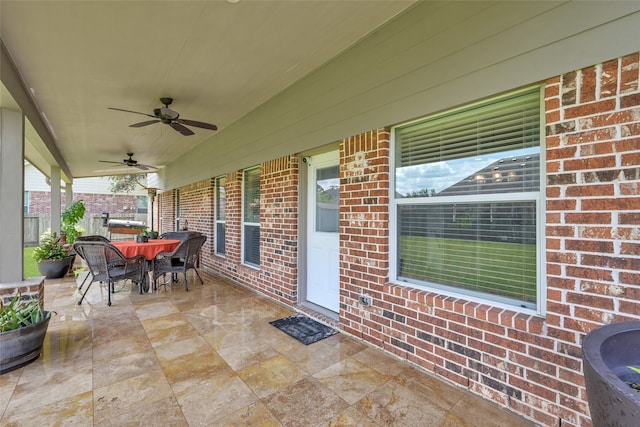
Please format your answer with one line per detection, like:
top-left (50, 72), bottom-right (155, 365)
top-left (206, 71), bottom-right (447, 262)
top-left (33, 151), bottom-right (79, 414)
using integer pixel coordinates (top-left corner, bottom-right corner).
top-left (99, 160), bottom-right (125, 165)
top-left (136, 163), bottom-right (157, 170)
top-left (129, 120), bottom-right (160, 128)
top-left (170, 122), bottom-right (195, 136)
top-left (179, 119), bottom-right (218, 131)
top-left (107, 107), bottom-right (156, 118)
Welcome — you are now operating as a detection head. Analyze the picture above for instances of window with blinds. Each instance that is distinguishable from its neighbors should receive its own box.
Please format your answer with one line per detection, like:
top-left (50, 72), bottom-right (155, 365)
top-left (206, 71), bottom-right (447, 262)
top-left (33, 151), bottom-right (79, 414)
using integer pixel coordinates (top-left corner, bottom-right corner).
top-left (393, 87), bottom-right (542, 310)
top-left (215, 176), bottom-right (226, 256)
top-left (243, 167), bottom-right (260, 267)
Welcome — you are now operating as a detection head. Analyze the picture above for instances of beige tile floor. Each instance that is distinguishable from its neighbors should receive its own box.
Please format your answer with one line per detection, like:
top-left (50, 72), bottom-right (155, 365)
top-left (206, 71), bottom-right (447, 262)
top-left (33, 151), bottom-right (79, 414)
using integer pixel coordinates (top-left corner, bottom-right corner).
top-left (1, 270), bottom-right (536, 426)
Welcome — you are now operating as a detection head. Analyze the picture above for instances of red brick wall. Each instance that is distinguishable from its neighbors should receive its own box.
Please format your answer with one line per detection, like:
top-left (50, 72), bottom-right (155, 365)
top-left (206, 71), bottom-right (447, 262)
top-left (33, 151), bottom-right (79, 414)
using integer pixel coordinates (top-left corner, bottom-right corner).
top-left (158, 190), bottom-right (177, 234)
top-left (336, 53), bottom-right (640, 427)
top-left (174, 180), bottom-right (214, 256)
top-left (28, 191), bottom-right (140, 215)
top-left (157, 53), bottom-right (639, 427)
top-left (543, 52), bottom-right (640, 425)
top-left (176, 157), bottom-right (300, 306)
top-left (339, 130), bottom-right (391, 332)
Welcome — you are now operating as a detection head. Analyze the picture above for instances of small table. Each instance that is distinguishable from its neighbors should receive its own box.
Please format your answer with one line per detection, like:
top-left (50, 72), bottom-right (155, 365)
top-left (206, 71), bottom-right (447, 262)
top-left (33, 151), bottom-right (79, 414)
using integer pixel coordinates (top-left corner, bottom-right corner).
top-left (112, 239), bottom-right (181, 292)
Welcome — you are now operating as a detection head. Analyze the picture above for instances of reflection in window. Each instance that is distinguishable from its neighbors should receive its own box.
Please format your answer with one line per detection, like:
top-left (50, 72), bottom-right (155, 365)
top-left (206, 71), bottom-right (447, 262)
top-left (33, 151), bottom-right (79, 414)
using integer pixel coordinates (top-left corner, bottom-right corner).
top-left (315, 165), bottom-right (339, 233)
top-left (137, 196), bottom-right (148, 214)
top-left (215, 176), bottom-right (226, 256)
top-left (243, 167), bottom-right (260, 267)
top-left (393, 87), bottom-right (542, 310)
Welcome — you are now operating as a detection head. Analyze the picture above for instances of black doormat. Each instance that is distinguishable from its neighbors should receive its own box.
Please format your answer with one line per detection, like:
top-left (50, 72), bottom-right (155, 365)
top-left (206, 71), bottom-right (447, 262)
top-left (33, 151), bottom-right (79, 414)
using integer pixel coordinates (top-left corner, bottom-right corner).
top-left (269, 314), bottom-right (338, 345)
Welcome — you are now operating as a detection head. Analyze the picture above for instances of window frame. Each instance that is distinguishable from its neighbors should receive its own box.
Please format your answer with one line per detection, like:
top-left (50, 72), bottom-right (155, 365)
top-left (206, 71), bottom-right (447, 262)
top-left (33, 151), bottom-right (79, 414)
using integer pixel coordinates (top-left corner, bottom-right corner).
top-left (389, 86), bottom-right (546, 314)
top-left (242, 166), bottom-right (261, 268)
top-left (215, 175), bottom-right (226, 257)
top-left (136, 195), bottom-right (148, 214)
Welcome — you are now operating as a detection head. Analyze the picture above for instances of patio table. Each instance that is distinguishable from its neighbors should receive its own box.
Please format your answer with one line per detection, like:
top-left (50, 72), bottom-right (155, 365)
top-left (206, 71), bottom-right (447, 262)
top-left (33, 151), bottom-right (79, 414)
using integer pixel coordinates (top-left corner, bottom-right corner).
top-left (112, 239), bottom-right (181, 292)
top-left (112, 239), bottom-right (180, 261)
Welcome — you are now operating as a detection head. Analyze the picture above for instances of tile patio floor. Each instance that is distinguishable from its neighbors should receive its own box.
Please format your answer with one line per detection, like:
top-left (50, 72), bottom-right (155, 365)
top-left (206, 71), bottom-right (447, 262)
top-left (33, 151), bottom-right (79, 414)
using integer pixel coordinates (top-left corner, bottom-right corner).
top-left (1, 270), bottom-right (536, 426)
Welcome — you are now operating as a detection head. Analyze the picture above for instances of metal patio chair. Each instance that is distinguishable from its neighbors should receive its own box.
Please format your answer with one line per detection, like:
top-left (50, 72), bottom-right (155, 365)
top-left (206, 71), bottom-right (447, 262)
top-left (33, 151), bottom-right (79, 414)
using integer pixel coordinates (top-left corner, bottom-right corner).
top-left (73, 241), bottom-right (146, 306)
top-left (153, 235), bottom-right (206, 291)
top-left (74, 235), bottom-right (112, 290)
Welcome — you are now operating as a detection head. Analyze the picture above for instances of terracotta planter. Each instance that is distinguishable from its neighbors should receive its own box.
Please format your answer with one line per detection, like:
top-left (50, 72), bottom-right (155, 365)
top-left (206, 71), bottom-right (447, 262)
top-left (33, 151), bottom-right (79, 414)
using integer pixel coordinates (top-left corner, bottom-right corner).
top-left (37, 255), bottom-right (74, 279)
top-left (0, 311), bottom-right (51, 374)
top-left (582, 321), bottom-right (640, 427)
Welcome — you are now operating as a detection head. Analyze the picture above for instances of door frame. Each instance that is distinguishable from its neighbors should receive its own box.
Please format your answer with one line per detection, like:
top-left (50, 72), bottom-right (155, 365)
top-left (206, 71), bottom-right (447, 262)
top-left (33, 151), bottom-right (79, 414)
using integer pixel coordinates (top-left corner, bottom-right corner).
top-left (298, 146), bottom-right (340, 320)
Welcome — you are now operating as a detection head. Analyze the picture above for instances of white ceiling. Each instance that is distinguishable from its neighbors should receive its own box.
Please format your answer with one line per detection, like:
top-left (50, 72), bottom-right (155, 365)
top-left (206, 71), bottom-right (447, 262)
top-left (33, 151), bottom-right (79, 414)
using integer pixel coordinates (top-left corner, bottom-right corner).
top-left (1, 0), bottom-right (414, 179)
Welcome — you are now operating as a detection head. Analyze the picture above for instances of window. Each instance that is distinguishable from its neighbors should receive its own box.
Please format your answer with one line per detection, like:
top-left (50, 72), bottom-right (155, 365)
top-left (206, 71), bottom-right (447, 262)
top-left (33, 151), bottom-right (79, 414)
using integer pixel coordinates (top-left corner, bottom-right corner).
top-left (243, 167), bottom-right (260, 267)
top-left (137, 196), bottom-right (148, 214)
top-left (24, 191), bottom-right (30, 214)
top-left (392, 87), bottom-right (543, 310)
top-left (215, 176), bottom-right (226, 256)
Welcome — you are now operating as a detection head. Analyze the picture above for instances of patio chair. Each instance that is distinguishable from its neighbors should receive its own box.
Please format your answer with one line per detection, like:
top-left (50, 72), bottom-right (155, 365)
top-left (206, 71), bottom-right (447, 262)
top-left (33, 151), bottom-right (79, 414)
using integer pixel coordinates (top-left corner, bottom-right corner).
top-left (159, 231), bottom-right (202, 241)
top-left (73, 241), bottom-right (146, 306)
top-left (159, 231), bottom-right (203, 281)
top-left (74, 235), bottom-right (112, 290)
top-left (153, 235), bottom-right (206, 291)
top-left (75, 235), bottom-right (110, 242)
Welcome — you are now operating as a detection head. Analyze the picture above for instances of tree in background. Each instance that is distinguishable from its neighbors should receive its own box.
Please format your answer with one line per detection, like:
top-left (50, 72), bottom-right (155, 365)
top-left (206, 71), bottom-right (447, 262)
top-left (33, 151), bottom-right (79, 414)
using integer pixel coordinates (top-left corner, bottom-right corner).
top-left (108, 174), bottom-right (147, 193)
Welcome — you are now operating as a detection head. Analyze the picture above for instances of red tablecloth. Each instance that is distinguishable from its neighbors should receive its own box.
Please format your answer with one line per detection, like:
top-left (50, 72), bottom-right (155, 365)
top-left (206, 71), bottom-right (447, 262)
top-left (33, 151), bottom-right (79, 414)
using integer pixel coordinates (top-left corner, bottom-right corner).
top-left (112, 239), bottom-right (180, 261)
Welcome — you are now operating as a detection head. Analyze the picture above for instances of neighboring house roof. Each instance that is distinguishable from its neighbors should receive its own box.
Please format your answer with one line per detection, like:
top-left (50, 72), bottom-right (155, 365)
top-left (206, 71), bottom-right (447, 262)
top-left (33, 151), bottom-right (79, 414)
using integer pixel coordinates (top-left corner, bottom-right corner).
top-left (24, 163), bottom-right (147, 196)
top-left (438, 153), bottom-right (540, 196)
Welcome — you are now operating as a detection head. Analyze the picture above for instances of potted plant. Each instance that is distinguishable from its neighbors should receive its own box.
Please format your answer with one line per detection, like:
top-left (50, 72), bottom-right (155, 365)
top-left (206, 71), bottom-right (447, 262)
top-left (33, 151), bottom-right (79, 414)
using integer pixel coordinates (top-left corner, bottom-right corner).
top-left (1, 293), bottom-right (52, 374)
top-left (582, 321), bottom-right (640, 427)
top-left (137, 227), bottom-right (158, 243)
top-left (61, 200), bottom-right (86, 245)
top-left (32, 231), bottom-right (75, 279)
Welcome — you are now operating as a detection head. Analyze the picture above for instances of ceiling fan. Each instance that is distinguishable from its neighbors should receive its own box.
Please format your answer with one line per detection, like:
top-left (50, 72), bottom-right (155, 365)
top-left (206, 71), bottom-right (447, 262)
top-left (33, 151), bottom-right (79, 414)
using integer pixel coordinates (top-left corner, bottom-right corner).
top-left (98, 152), bottom-right (157, 171)
top-left (108, 97), bottom-right (217, 136)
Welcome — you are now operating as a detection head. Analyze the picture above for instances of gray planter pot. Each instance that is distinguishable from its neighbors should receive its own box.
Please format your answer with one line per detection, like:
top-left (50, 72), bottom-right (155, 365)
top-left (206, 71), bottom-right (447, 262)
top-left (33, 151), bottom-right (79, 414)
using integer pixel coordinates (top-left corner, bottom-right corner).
top-left (582, 321), bottom-right (640, 427)
top-left (0, 311), bottom-right (51, 374)
top-left (37, 255), bottom-right (74, 279)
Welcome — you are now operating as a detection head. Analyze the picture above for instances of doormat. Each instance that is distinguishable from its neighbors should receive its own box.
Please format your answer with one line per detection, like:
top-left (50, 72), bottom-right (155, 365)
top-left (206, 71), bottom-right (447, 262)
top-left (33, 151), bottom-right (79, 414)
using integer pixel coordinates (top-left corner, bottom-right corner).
top-left (269, 314), bottom-right (338, 345)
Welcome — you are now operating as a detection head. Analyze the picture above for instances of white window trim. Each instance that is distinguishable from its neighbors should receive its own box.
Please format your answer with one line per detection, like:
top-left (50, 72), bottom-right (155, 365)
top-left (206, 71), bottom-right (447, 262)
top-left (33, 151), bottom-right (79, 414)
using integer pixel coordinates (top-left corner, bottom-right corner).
top-left (215, 175), bottom-right (226, 258)
top-left (242, 166), bottom-right (260, 269)
top-left (389, 86), bottom-right (546, 316)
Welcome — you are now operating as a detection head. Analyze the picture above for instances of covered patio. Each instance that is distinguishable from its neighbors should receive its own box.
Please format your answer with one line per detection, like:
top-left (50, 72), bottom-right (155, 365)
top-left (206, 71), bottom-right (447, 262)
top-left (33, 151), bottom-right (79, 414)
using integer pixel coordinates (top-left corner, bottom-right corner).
top-left (2, 2), bottom-right (640, 426)
top-left (0, 272), bottom-right (533, 426)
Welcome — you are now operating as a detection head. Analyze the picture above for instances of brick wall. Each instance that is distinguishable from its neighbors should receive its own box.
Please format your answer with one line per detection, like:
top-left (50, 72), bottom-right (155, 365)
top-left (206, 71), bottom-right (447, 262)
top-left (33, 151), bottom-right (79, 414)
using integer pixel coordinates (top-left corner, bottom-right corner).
top-left (28, 191), bottom-right (140, 215)
top-left (543, 52), bottom-right (640, 425)
top-left (174, 180), bottom-right (214, 256)
top-left (157, 53), bottom-right (640, 427)
top-left (0, 278), bottom-right (45, 308)
top-left (170, 157), bottom-right (300, 306)
top-left (158, 190), bottom-right (177, 235)
top-left (336, 53), bottom-right (640, 427)
top-left (339, 130), bottom-right (392, 338)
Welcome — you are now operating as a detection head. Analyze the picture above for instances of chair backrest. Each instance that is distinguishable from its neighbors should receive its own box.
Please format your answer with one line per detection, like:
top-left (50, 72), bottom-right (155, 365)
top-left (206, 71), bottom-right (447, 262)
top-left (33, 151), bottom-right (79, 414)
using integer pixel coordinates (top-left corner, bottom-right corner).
top-left (168, 238), bottom-right (191, 259)
top-left (75, 235), bottom-right (110, 243)
top-left (160, 231), bottom-right (202, 242)
top-left (73, 241), bottom-right (110, 281)
top-left (185, 235), bottom-right (207, 268)
top-left (73, 241), bottom-right (129, 280)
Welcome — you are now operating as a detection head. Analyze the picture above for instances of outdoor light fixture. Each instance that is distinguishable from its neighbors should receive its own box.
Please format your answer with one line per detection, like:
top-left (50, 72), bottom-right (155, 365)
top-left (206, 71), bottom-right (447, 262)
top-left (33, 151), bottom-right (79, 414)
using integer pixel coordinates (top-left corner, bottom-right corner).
top-left (147, 188), bottom-right (158, 233)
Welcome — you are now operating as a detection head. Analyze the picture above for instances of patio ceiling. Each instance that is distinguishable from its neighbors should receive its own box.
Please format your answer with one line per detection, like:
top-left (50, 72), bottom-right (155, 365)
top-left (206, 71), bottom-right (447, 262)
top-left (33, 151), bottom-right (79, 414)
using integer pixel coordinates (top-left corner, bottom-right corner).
top-left (0, 0), bottom-right (415, 181)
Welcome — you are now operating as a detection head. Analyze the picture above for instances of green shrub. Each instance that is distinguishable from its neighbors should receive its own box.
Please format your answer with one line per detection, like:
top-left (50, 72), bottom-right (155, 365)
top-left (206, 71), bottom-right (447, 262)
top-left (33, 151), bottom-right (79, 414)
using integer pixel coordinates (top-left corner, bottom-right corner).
top-left (32, 231), bottom-right (68, 262)
top-left (0, 293), bottom-right (45, 332)
top-left (61, 200), bottom-right (86, 244)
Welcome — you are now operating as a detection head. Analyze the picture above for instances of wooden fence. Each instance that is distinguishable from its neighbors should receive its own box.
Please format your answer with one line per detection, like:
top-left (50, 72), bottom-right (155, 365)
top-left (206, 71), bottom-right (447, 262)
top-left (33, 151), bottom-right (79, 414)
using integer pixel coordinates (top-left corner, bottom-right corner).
top-left (23, 214), bottom-right (147, 247)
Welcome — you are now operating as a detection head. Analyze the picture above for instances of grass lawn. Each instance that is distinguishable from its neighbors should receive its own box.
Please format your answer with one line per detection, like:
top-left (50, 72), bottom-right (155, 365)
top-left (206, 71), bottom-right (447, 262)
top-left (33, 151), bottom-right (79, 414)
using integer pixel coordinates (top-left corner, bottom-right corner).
top-left (399, 235), bottom-right (536, 302)
top-left (24, 247), bottom-right (40, 278)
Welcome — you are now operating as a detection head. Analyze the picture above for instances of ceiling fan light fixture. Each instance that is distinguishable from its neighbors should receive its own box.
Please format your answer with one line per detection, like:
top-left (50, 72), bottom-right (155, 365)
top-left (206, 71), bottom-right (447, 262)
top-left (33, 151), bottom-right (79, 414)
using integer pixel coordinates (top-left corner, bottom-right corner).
top-left (108, 97), bottom-right (216, 136)
top-left (160, 106), bottom-right (179, 120)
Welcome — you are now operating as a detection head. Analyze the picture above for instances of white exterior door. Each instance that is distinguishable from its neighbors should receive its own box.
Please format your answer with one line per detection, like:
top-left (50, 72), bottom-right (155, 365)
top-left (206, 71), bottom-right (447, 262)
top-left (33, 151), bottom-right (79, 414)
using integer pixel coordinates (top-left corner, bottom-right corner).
top-left (306, 151), bottom-right (340, 313)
